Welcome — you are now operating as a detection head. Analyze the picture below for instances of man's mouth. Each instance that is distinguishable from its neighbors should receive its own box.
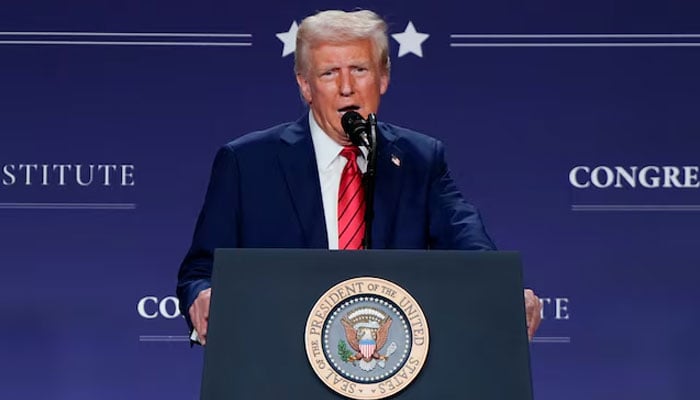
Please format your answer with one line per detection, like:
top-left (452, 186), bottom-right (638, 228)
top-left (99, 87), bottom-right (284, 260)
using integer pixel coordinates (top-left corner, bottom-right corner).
top-left (338, 105), bottom-right (360, 115)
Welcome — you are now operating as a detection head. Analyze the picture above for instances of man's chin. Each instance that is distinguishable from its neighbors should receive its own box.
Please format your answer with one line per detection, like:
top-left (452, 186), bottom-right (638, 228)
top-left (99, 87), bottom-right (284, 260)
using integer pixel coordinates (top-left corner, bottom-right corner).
top-left (329, 129), bottom-right (353, 146)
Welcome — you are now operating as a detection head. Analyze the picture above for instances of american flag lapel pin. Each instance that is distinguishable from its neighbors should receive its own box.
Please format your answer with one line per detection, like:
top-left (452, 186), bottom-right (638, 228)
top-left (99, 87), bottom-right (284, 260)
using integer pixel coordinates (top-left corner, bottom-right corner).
top-left (391, 154), bottom-right (401, 167)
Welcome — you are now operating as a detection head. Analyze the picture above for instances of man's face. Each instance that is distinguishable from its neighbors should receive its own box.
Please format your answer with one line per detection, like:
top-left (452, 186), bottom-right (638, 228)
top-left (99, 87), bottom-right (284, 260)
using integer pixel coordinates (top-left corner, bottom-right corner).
top-left (296, 39), bottom-right (389, 145)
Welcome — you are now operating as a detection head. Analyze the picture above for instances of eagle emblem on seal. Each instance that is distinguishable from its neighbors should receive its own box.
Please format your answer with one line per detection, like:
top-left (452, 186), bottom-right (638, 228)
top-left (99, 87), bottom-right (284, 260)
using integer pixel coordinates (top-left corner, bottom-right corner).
top-left (338, 307), bottom-right (398, 371)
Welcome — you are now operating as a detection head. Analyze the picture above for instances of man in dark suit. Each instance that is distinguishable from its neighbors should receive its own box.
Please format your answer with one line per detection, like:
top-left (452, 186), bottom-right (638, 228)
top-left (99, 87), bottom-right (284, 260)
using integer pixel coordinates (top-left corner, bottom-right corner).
top-left (177, 9), bottom-right (542, 345)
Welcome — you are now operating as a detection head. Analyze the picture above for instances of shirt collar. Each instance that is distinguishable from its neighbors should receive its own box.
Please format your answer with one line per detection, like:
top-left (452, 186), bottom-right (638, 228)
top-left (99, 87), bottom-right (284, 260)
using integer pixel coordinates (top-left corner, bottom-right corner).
top-left (308, 111), bottom-right (367, 170)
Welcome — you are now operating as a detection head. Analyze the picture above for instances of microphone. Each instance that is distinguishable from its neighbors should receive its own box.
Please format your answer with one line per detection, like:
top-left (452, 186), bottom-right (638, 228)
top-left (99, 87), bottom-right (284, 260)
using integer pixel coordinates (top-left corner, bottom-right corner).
top-left (340, 110), bottom-right (378, 249)
top-left (341, 111), bottom-right (371, 147)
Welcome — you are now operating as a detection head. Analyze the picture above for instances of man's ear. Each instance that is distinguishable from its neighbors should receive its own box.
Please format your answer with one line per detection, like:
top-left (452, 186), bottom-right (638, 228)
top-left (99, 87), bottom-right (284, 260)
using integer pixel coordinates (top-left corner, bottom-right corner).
top-left (379, 71), bottom-right (389, 95)
top-left (296, 73), bottom-right (312, 104)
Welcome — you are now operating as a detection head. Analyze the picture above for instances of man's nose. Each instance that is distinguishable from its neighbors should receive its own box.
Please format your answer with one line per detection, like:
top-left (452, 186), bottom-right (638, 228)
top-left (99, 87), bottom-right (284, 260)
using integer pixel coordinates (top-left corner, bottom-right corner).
top-left (339, 70), bottom-right (354, 96)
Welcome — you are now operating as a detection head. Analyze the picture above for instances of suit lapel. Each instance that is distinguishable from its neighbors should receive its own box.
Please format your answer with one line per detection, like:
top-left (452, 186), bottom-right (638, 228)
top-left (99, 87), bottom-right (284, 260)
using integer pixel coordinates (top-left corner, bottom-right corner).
top-left (372, 124), bottom-right (404, 249)
top-left (277, 116), bottom-right (328, 248)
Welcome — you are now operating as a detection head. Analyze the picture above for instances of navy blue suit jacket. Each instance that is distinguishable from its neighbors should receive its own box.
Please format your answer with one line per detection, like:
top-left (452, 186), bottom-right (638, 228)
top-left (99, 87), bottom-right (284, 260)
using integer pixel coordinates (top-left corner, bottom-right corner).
top-left (177, 116), bottom-right (495, 322)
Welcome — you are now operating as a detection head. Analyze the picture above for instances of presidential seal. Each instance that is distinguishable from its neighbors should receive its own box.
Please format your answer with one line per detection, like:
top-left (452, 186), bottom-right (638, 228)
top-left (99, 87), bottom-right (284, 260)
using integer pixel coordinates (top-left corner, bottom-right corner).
top-left (304, 277), bottom-right (429, 399)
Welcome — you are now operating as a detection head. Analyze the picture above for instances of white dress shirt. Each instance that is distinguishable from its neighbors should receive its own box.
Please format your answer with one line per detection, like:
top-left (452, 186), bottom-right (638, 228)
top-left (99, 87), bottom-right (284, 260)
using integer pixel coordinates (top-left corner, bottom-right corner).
top-left (308, 111), bottom-right (368, 249)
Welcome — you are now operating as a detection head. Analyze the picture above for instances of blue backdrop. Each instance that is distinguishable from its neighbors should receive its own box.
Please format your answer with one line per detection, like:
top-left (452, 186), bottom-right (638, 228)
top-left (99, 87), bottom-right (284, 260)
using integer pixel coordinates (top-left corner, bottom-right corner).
top-left (2, 1), bottom-right (699, 399)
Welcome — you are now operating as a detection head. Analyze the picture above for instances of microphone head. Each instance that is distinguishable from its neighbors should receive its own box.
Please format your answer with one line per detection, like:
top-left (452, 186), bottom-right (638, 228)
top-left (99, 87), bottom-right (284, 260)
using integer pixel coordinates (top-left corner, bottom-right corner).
top-left (341, 111), bottom-right (368, 147)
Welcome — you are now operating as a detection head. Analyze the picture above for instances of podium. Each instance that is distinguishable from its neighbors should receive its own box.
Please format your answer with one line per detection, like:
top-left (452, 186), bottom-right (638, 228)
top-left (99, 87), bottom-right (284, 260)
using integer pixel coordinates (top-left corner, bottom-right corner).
top-left (201, 249), bottom-right (533, 399)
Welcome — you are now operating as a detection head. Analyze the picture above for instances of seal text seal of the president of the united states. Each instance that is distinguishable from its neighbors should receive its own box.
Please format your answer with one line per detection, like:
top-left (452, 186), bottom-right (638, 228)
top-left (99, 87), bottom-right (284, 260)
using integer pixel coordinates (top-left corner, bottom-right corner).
top-left (304, 277), bottom-right (430, 399)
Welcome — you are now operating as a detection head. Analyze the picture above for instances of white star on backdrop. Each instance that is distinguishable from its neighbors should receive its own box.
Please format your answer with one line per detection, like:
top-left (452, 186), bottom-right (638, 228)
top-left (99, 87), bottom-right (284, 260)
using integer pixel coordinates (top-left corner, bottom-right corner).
top-left (391, 21), bottom-right (430, 58)
top-left (276, 21), bottom-right (298, 57)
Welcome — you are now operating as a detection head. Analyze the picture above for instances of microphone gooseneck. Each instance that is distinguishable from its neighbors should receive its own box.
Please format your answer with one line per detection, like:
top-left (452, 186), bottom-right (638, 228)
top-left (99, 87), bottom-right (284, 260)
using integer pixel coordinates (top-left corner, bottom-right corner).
top-left (339, 111), bottom-right (378, 249)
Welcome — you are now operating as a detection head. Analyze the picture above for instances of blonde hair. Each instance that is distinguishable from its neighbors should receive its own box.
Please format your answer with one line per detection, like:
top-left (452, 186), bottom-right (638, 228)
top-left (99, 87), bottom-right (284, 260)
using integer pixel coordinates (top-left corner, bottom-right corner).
top-left (295, 10), bottom-right (391, 77)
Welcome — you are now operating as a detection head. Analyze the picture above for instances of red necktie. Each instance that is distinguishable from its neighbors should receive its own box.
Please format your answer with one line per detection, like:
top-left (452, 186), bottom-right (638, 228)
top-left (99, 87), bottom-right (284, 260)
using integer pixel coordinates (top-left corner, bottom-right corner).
top-left (338, 147), bottom-right (365, 250)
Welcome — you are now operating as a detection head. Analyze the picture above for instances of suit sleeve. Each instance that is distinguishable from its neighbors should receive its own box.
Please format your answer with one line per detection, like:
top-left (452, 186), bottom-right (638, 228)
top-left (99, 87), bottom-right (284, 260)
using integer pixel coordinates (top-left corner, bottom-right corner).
top-left (176, 145), bottom-right (241, 328)
top-left (427, 140), bottom-right (497, 250)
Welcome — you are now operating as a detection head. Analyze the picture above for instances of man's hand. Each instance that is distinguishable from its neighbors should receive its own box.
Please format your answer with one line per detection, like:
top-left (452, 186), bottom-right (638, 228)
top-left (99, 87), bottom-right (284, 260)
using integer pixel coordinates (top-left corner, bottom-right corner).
top-left (189, 288), bottom-right (211, 345)
top-left (524, 289), bottom-right (542, 341)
